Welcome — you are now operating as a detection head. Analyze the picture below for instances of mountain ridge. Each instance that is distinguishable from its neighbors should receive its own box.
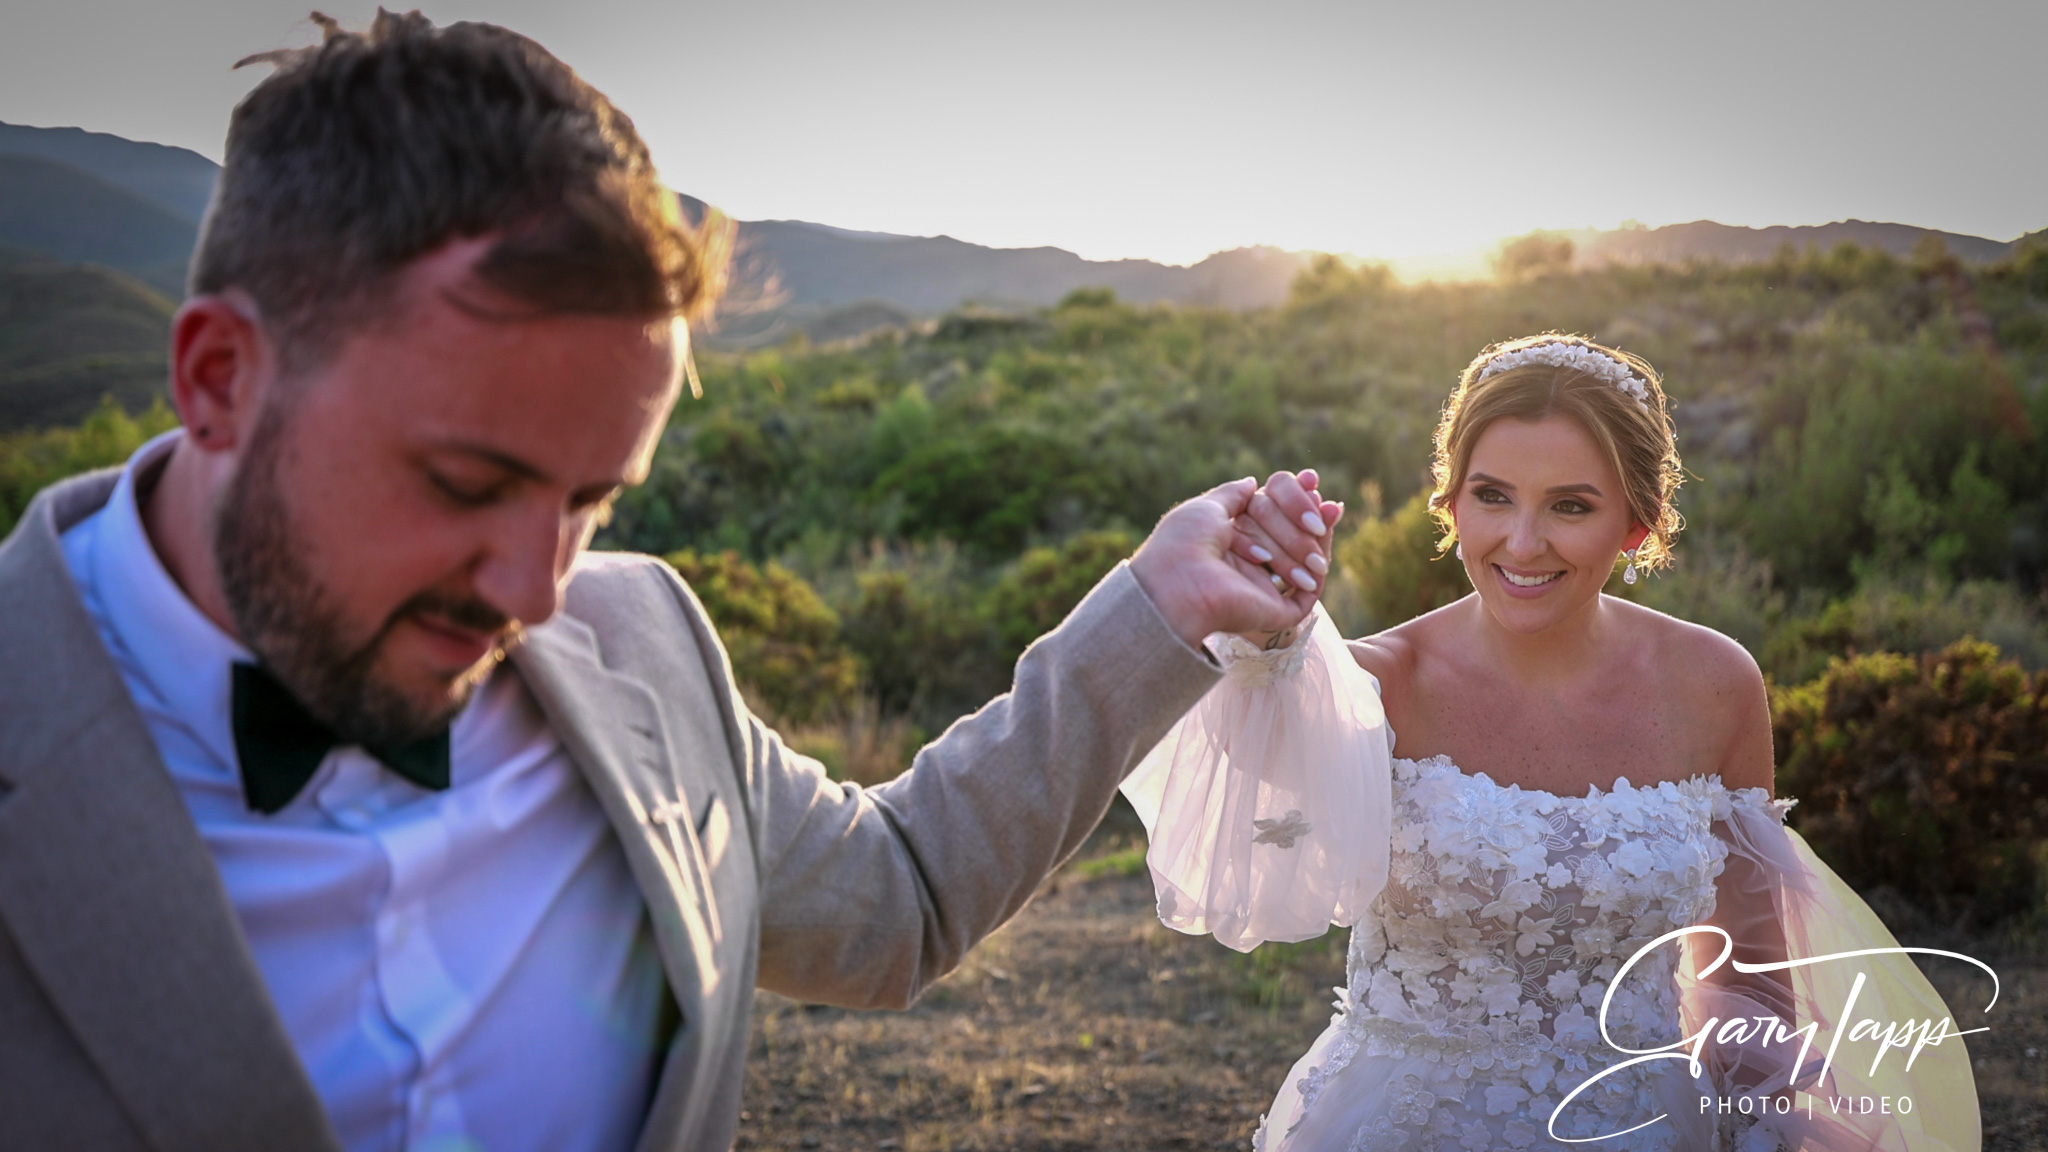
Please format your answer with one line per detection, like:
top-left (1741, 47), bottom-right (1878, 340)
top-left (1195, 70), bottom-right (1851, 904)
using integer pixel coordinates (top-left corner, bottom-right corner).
top-left (0, 120), bottom-right (218, 222)
top-left (0, 120), bottom-right (2035, 354)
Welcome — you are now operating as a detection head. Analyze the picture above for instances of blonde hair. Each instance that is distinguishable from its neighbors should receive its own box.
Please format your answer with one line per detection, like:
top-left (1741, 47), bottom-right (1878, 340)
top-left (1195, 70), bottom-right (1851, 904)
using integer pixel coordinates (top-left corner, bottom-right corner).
top-left (1427, 334), bottom-right (1683, 573)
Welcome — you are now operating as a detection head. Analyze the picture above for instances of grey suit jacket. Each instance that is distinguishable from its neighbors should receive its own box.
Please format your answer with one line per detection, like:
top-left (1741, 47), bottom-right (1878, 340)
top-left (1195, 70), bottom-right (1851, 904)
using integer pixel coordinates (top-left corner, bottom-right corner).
top-left (0, 470), bottom-right (1220, 1151)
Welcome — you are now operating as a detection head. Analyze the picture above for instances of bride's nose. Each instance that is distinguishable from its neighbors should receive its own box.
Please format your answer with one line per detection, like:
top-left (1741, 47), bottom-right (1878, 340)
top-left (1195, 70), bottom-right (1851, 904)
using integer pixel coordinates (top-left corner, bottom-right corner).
top-left (1503, 511), bottom-right (1546, 561)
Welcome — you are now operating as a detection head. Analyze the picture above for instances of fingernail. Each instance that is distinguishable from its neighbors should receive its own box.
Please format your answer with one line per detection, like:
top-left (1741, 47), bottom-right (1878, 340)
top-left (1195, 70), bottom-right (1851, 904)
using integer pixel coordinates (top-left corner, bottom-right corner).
top-left (1249, 544), bottom-right (1274, 563)
top-left (1306, 553), bottom-right (1328, 574)
top-left (1290, 567), bottom-right (1317, 591)
top-left (1301, 511), bottom-right (1328, 536)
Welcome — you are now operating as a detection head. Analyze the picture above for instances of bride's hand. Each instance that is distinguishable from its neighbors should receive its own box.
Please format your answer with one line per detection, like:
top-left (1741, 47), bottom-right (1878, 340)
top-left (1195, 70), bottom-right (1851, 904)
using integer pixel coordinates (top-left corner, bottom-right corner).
top-left (1230, 469), bottom-right (1341, 648)
top-left (1128, 472), bottom-right (1342, 649)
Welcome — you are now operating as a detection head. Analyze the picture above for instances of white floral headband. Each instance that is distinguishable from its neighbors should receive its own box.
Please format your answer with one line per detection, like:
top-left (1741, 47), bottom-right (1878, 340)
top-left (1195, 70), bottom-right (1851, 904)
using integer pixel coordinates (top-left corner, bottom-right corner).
top-left (1475, 342), bottom-right (1651, 413)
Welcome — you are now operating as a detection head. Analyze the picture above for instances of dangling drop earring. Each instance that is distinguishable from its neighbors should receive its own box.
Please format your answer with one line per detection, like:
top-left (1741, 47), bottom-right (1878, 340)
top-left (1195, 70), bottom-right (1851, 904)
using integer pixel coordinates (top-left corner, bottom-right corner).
top-left (1455, 542), bottom-right (1464, 560)
top-left (1621, 547), bottom-right (1640, 585)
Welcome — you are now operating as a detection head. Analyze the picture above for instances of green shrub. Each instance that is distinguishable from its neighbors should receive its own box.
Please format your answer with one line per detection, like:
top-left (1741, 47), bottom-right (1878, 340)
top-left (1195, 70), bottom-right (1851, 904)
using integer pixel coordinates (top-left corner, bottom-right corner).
top-left (0, 395), bottom-right (177, 534)
top-left (1761, 577), bottom-right (2048, 685)
top-left (1333, 488), bottom-right (1470, 632)
top-left (836, 545), bottom-right (1004, 734)
top-left (1773, 640), bottom-right (2048, 925)
top-left (983, 529), bottom-right (1135, 661)
top-left (867, 424), bottom-right (1100, 556)
top-left (664, 549), bottom-right (862, 727)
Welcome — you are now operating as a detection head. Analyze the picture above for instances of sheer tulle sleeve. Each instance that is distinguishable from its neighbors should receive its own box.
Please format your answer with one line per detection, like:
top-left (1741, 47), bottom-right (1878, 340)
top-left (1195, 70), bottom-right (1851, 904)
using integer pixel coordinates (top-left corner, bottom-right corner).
top-left (1671, 790), bottom-right (1984, 1151)
top-left (1119, 605), bottom-right (1394, 952)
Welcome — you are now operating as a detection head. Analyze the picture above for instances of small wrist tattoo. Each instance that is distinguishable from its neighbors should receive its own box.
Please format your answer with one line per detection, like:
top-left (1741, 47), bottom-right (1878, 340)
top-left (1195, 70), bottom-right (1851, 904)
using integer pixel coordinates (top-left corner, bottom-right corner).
top-left (1263, 628), bottom-right (1297, 651)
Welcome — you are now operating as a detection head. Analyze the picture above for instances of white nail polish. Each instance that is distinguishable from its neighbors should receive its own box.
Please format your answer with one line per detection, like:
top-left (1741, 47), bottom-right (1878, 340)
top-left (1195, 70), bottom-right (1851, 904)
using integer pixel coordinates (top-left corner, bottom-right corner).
top-left (1291, 567), bottom-right (1317, 591)
top-left (1301, 511), bottom-right (1328, 536)
top-left (1306, 553), bottom-right (1328, 574)
top-left (1250, 544), bottom-right (1274, 563)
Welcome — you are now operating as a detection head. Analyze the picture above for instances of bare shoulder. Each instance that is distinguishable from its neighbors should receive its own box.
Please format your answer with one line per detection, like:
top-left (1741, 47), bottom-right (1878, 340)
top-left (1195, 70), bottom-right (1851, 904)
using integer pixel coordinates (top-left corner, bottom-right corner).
top-left (1347, 607), bottom-right (1453, 722)
top-left (1346, 629), bottom-right (1413, 685)
top-left (1630, 602), bottom-right (1759, 688)
top-left (1611, 598), bottom-right (1774, 792)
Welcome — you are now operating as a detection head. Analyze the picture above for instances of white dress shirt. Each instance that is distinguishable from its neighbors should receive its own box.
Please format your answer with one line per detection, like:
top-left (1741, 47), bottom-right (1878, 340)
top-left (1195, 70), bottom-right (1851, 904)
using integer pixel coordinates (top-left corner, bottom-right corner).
top-left (61, 432), bottom-right (670, 1152)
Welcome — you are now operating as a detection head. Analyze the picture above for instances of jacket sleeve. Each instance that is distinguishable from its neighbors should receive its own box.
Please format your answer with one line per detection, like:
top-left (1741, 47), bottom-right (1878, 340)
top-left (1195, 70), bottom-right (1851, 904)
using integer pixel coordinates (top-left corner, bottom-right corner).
top-left (704, 561), bottom-right (1219, 1009)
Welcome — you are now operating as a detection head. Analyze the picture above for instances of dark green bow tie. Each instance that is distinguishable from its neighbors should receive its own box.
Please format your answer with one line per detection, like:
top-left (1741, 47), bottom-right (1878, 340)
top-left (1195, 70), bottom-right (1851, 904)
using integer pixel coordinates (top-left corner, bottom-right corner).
top-left (230, 663), bottom-right (451, 814)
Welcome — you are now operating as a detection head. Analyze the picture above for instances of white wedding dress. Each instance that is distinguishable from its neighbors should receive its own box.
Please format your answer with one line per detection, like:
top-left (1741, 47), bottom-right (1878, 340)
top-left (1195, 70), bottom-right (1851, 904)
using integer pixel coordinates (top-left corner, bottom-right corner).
top-left (1121, 609), bottom-right (1984, 1152)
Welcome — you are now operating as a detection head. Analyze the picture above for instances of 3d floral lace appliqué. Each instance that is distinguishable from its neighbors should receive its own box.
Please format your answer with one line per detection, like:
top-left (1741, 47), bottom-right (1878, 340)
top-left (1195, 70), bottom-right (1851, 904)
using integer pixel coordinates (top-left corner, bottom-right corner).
top-left (1257, 758), bottom-right (1777, 1152)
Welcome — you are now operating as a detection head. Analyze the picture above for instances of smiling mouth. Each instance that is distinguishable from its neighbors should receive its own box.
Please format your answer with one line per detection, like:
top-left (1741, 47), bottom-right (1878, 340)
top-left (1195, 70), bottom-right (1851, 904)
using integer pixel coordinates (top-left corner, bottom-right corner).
top-left (1497, 566), bottom-right (1563, 588)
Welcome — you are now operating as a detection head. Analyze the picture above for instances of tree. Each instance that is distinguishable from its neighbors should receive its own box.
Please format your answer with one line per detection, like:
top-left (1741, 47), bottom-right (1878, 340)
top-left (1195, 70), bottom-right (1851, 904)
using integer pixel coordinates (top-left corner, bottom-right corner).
top-left (1492, 231), bottom-right (1576, 281)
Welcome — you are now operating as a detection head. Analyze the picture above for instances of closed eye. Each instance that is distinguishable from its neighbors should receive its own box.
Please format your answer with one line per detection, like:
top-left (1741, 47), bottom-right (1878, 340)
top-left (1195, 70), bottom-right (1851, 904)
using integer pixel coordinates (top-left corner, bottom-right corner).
top-left (429, 470), bottom-right (506, 508)
top-left (573, 488), bottom-right (620, 527)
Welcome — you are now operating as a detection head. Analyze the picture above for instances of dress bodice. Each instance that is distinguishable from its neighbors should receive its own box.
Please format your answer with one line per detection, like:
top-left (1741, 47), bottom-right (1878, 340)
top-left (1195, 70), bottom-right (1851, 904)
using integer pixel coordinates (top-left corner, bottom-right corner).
top-left (1285, 757), bottom-right (1776, 1149)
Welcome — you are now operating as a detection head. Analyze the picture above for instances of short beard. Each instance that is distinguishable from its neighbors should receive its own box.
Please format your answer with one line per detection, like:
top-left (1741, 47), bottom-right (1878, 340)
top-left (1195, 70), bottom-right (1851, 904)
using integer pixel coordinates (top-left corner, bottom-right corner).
top-left (213, 407), bottom-right (514, 747)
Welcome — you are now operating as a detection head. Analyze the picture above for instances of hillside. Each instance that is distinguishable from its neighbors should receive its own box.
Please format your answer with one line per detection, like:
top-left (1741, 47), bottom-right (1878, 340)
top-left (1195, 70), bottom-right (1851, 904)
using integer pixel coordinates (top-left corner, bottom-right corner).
top-left (727, 217), bottom-right (1308, 312)
top-left (683, 200), bottom-right (1314, 346)
top-left (0, 120), bottom-right (2031, 332)
top-left (0, 155), bottom-right (197, 296)
top-left (1580, 219), bottom-right (2016, 267)
top-left (0, 121), bottom-right (218, 222)
top-left (0, 258), bottom-right (172, 429)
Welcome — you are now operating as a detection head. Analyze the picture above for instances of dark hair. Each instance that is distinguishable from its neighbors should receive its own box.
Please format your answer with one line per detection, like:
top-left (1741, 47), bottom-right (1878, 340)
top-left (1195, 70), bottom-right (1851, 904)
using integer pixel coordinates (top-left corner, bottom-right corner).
top-left (191, 10), bottom-right (729, 371)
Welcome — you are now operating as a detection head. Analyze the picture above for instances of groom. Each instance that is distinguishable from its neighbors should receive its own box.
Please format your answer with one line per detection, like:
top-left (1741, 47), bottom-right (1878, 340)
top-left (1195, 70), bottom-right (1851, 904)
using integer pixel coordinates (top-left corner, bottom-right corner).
top-left (0, 12), bottom-right (1340, 1152)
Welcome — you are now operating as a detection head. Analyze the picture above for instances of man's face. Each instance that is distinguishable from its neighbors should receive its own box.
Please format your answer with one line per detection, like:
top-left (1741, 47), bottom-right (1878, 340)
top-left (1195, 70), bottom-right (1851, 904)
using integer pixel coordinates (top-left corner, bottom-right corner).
top-left (216, 239), bottom-right (683, 745)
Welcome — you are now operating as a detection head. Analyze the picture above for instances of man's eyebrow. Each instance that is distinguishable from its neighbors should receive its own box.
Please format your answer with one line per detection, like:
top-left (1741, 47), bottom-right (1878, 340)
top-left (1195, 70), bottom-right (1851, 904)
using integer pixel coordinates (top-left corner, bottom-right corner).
top-left (1467, 472), bottom-right (1604, 497)
top-left (432, 441), bottom-right (552, 483)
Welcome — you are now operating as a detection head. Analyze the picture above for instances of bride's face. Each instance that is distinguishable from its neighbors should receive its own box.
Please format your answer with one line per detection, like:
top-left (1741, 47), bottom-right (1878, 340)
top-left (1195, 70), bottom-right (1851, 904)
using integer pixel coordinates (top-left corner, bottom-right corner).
top-left (1452, 415), bottom-right (1645, 634)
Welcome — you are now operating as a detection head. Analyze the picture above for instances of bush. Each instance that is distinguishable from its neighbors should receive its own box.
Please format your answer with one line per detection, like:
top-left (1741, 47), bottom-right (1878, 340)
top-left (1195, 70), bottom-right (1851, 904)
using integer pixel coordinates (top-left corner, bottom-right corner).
top-left (983, 529), bottom-right (1135, 662)
top-left (1761, 577), bottom-right (2048, 685)
top-left (867, 424), bottom-right (1100, 556)
top-left (0, 395), bottom-right (176, 534)
top-left (836, 545), bottom-right (1005, 734)
top-left (664, 549), bottom-right (861, 727)
top-left (1333, 488), bottom-right (1470, 632)
top-left (1493, 231), bottom-right (1576, 281)
top-left (1773, 640), bottom-right (2048, 925)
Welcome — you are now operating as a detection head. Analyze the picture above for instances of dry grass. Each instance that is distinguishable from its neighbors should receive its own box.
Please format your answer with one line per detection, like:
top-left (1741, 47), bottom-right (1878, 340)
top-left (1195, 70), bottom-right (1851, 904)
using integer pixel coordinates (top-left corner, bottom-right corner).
top-left (781, 700), bottom-right (919, 788)
top-left (739, 821), bottom-right (2048, 1151)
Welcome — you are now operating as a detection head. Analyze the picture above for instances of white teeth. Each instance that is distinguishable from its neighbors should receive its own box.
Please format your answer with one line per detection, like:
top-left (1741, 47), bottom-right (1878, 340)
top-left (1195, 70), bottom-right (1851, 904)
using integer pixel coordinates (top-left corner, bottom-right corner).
top-left (1501, 568), bottom-right (1562, 588)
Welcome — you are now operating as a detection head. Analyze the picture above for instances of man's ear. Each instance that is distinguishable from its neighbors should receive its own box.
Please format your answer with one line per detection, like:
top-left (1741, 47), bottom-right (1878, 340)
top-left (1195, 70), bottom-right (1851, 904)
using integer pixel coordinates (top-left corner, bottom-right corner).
top-left (169, 293), bottom-right (274, 454)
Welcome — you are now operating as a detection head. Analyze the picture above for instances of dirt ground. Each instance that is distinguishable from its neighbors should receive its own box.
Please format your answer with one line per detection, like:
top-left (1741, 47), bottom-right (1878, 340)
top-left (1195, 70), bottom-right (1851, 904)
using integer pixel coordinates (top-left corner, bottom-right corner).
top-left (738, 823), bottom-right (2048, 1152)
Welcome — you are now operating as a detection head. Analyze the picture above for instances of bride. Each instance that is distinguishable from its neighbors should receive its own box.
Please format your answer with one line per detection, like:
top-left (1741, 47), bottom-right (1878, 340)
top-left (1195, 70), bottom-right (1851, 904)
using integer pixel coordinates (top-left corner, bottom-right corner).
top-left (1123, 335), bottom-right (1985, 1151)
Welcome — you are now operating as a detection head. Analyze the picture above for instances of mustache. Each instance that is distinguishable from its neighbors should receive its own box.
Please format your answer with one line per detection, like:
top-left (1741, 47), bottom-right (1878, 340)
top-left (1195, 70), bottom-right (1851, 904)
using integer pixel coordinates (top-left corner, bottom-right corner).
top-left (399, 590), bottom-right (520, 643)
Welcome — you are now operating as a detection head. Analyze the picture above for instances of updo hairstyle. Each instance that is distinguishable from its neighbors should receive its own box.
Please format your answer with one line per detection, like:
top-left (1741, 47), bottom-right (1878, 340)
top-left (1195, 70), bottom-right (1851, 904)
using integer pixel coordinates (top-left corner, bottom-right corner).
top-left (1426, 334), bottom-right (1684, 574)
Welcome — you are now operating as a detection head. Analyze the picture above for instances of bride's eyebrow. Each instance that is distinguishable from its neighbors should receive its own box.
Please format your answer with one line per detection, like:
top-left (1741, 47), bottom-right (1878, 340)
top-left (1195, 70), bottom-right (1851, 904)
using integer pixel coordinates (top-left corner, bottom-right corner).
top-left (1467, 472), bottom-right (1604, 498)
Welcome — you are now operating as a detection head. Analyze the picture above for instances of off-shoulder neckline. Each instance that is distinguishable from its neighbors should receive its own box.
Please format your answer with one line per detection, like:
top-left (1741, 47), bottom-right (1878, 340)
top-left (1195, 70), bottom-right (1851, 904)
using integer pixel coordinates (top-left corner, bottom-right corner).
top-left (1393, 753), bottom-right (1772, 806)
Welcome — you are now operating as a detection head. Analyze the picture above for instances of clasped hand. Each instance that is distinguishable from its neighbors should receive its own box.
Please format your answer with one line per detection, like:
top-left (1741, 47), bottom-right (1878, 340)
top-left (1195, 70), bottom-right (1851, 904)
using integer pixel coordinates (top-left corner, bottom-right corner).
top-left (1128, 470), bottom-right (1342, 650)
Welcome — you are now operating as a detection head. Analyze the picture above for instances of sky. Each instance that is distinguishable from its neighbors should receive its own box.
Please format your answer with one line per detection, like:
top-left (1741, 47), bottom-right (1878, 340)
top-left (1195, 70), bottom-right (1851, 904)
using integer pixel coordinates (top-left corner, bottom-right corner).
top-left (2, 0), bottom-right (2041, 267)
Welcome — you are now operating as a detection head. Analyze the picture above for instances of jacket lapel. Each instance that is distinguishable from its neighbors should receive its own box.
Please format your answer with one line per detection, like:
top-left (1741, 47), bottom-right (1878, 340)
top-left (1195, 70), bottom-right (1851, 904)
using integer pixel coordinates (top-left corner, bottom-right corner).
top-left (510, 618), bottom-right (721, 1019)
top-left (0, 475), bottom-right (339, 1152)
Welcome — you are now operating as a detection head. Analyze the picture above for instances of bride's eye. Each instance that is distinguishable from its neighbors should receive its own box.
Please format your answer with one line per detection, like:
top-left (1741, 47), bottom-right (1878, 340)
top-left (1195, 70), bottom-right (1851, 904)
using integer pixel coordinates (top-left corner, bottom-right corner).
top-left (1554, 498), bottom-right (1591, 514)
top-left (1474, 486), bottom-right (1509, 505)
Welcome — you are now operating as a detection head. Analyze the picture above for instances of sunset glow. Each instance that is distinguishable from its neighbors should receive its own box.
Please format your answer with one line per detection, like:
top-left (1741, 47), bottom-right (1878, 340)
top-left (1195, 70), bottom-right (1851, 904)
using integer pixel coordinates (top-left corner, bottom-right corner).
top-left (2, 0), bottom-right (2041, 268)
